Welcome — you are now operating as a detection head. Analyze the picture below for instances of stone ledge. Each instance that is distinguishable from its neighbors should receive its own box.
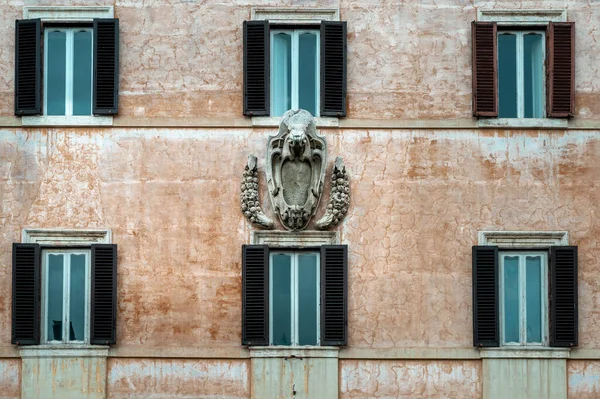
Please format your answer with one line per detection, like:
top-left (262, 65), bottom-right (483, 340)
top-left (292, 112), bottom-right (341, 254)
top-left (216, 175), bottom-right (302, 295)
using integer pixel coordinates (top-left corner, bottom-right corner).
top-left (20, 345), bottom-right (109, 358)
top-left (480, 348), bottom-right (570, 359)
top-left (252, 230), bottom-right (339, 247)
top-left (250, 346), bottom-right (339, 358)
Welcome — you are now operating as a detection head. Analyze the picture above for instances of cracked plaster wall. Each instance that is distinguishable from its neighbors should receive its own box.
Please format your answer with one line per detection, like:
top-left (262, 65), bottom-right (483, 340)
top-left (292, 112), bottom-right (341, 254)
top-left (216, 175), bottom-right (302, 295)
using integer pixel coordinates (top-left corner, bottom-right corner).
top-left (568, 361), bottom-right (600, 399)
top-left (1, 0), bottom-right (600, 119)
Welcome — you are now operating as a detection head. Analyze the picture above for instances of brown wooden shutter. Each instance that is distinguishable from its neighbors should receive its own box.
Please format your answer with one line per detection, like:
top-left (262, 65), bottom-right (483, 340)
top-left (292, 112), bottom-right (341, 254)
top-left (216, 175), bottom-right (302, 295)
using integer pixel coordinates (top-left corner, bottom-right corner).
top-left (472, 246), bottom-right (499, 347)
top-left (242, 245), bottom-right (269, 345)
top-left (91, 244), bottom-right (117, 344)
top-left (243, 21), bottom-right (270, 116)
top-left (472, 22), bottom-right (498, 117)
top-left (550, 246), bottom-right (578, 347)
top-left (547, 22), bottom-right (575, 118)
top-left (320, 245), bottom-right (348, 346)
top-left (93, 19), bottom-right (119, 115)
top-left (12, 243), bottom-right (41, 345)
top-left (14, 19), bottom-right (41, 116)
top-left (320, 21), bottom-right (347, 117)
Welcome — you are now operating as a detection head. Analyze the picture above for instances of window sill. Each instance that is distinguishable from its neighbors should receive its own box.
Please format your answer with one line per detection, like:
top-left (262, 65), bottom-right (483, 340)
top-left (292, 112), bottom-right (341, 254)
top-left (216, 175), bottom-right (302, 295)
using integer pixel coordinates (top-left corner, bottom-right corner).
top-left (480, 347), bottom-right (570, 359)
top-left (478, 118), bottom-right (568, 129)
top-left (252, 116), bottom-right (339, 128)
top-left (249, 346), bottom-right (339, 358)
top-left (19, 344), bottom-right (109, 358)
top-left (22, 115), bottom-right (113, 127)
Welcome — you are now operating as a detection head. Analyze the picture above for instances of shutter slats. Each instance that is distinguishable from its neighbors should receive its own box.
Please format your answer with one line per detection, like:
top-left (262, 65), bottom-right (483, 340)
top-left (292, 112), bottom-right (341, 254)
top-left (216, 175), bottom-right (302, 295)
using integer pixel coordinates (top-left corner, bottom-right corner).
top-left (91, 244), bottom-right (117, 344)
top-left (550, 246), bottom-right (578, 347)
top-left (472, 22), bottom-right (498, 117)
top-left (472, 246), bottom-right (499, 347)
top-left (243, 21), bottom-right (269, 116)
top-left (12, 243), bottom-right (40, 345)
top-left (547, 22), bottom-right (575, 117)
top-left (93, 19), bottom-right (119, 115)
top-left (242, 245), bottom-right (269, 345)
top-left (320, 21), bottom-right (347, 117)
top-left (320, 245), bottom-right (348, 346)
top-left (14, 19), bottom-right (41, 115)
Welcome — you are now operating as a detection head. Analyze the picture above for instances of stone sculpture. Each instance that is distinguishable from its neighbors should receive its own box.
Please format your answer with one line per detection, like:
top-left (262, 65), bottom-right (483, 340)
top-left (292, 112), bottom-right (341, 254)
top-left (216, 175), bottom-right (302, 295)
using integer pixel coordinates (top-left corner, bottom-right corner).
top-left (315, 157), bottom-right (350, 230)
top-left (240, 155), bottom-right (274, 229)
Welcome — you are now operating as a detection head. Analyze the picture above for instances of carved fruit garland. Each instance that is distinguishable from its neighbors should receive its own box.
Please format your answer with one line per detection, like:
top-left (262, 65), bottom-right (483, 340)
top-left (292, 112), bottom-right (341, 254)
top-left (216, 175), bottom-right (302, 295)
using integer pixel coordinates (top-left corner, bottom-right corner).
top-left (316, 157), bottom-right (350, 230)
top-left (240, 155), bottom-right (274, 229)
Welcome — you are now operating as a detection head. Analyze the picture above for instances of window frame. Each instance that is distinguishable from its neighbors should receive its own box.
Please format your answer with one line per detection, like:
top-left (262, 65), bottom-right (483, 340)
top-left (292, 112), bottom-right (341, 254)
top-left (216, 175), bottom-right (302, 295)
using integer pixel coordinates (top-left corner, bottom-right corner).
top-left (269, 250), bottom-right (321, 346)
top-left (41, 248), bottom-right (92, 345)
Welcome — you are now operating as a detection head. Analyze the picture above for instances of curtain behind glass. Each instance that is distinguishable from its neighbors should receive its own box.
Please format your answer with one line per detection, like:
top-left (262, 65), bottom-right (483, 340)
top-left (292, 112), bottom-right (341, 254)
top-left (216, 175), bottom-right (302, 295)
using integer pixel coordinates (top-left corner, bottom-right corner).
top-left (272, 33), bottom-right (292, 116)
top-left (524, 34), bottom-right (544, 118)
top-left (298, 33), bottom-right (318, 116)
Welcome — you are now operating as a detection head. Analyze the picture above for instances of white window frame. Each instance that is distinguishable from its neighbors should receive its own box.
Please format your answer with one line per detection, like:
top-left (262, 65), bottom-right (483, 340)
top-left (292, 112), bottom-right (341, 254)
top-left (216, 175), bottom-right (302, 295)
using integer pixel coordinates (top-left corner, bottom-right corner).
top-left (41, 249), bottom-right (91, 345)
top-left (497, 30), bottom-right (546, 119)
top-left (499, 251), bottom-right (548, 347)
top-left (43, 27), bottom-right (94, 117)
top-left (270, 29), bottom-right (320, 117)
top-left (269, 251), bottom-right (320, 346)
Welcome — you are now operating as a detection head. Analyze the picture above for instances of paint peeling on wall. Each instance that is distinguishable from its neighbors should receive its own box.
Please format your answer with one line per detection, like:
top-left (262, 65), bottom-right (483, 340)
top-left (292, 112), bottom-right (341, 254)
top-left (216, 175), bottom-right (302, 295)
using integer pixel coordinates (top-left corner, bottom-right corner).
top-left (568, 360), bottom-right (600, 399)
top-left (0, 359), bottom-right (20, 399)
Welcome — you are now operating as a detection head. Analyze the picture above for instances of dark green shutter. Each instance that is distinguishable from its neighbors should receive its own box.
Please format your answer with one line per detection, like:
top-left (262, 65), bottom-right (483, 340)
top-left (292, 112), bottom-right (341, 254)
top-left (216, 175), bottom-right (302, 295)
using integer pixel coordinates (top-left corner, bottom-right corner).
top-left (320, 245), bottom-right (348, 346)
top-left (472, 246), bottom-right (499, 347)
top-left (12, 243), bottom-right (40, 345)
top-left (471, 22), bottom-right (498, 117)
top-left (93, 19), bottom-right (119, 115)
top-left (91, 244), bottom-right (117, 344)
top-left (242, 245), bottom-right (269, 345)
top-left (320, 21), bottom-right (347, 117)
top-left (14, 19), bottom-right (41, 116)
top-left (550, 246), bottom-right (578, 347)
top-left (243, 21), bottom-right (270, 116)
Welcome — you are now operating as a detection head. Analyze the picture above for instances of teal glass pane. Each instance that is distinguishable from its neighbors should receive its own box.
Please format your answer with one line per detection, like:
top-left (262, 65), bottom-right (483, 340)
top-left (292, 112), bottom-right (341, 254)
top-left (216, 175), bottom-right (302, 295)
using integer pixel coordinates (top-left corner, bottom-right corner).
top-left (503, 256), bottom-right (520, 343)
top-left (47, 254), bottom-right (64, 341)
top-left (526, 256), bottom-right (542, 343)
top-left (298, 33), bottom-right (318, 116)
top-left (298, 254), bottom-right (318, 345)
top-left (524, 34), bottom-right (544, 118)
top-left (272, 254), bottom-right (291, 345)
top-left (272, 33), bottom-right (292, 117)
top-left (69, 254), bottom-right (86, 341)
top-left (498, 34), bottom-right (518, 118)
top-left (73, 30), bottom-right (92, 116)
top-left (47, 30), bottom-right (66, 115)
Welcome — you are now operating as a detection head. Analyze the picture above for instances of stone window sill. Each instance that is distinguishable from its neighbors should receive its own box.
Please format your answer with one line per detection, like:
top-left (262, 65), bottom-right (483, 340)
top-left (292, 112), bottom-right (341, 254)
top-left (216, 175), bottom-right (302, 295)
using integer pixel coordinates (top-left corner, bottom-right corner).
top-left (478, 118), bottom-right (568, 129)
top-left (249, 346), bottom-right (339, 358)
top-left (480, 347), bottom-right (570, 359)
top-left (22, 115), bottom-right (113, 127)
top-left (19, 345), bottom-right (109, 358)
top-left (252, 116), bottom-right (339, 128)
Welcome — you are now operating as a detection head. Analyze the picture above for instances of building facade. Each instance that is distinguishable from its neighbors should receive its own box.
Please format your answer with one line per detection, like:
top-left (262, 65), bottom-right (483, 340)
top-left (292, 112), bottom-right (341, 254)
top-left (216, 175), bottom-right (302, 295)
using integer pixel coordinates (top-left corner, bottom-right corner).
top-left (1, 1), bottom-right (600, 398)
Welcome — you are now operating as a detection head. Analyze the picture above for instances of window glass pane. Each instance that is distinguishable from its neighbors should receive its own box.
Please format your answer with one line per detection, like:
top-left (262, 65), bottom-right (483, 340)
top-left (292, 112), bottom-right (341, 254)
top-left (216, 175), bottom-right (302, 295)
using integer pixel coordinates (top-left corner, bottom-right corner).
top-left (298, 33), bottom-right (318, 116)
top-left (498, 34), bottom-right (518, 118)
top-left (297, 254), bottom-right (318, 345)
top-left (524, 34), bottom-right (544, 118)
top-left (47, 254), bottom-right (64, 341)
top-left (272, 254), bottom-right (292, 345)
top-left (272, 33), bottom-right (292, 117)
top-left (69, 254), bottom-right (86, 341)
top-left (47, 30), bottom-right (67, 116)
top-left (526, 256), bottom-right (543, 343)
top-left (503, 256), bottom-right (520, 343)
top-left (73, 30), bottom-right (93, 116)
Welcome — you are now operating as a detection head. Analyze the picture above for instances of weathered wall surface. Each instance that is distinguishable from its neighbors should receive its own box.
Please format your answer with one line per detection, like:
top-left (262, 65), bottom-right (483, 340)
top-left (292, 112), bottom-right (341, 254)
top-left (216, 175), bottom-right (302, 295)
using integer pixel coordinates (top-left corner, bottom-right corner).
top-left (107, 358), bottom-right (249, 399)
top-left (1, 0), bottom-right (600, 119)
top-left (0, 359), bottom-right (20, 399)
top-left (340, 360), bottom-right (482, 398)
top-left (568, 360), bottom-right (600, 399)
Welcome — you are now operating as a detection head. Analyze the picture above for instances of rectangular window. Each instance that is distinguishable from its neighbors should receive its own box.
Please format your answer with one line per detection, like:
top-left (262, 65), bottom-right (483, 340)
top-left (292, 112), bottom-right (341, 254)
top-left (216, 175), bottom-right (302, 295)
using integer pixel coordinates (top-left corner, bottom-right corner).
top-left (42, 249), bottom-right (91, 344)
top-left (44, 27), bottom-right (93, 116)
top-left (270, 251), bottom-right (320, 346)
top-left (497, 31), bottom-right (545, 118)
top-left (499, 251), bottom-right (547, 346)
top-left (270, 29), bottom-right (320, 117)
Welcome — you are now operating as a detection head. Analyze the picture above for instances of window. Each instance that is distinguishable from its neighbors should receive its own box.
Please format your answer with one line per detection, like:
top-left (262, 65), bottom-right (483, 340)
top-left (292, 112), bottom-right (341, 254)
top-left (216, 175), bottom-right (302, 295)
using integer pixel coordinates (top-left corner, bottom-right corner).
top-left (270, 251), bottom-right (320, 345)
top-left (42, 249), bottom-right (91, 343)
top-left (271, 30), bottom-right (319, 117)
top-left (499, 251), bottom-right (547, 345)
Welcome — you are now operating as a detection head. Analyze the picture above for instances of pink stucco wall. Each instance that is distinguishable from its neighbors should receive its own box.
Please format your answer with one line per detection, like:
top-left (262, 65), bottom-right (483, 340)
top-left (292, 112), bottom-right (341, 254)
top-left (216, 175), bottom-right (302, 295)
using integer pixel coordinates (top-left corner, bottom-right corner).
top-left (568, 360), bottom-right (600, 399)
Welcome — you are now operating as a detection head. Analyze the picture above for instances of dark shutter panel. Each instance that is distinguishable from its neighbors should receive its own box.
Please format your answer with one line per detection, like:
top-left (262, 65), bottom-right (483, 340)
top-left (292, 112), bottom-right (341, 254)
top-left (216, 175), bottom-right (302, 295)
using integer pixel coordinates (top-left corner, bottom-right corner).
top-left (547, 22), bottom-right (575, 118)
top-left (550, 246), bottom-right (578, 347)
top-left (243, 21), bottom-right (269, 116)
top-left (472, 22), bottom-right (498, 117)
top-left (12, 243), bottom-right (40, 345)
top-left (242, 245), bottom-right (269, 345)
top-left (320, 21), bottom-right (347, 117)
top-left (14, 19), bottom-right (41, 116)
top-left (472, 246), bottom-right (499, 347)
top-left (93, 19), bottom-right (119, 115)
top-left (321, 245), bottom-right (348, 346)
top-left (91, 244), bottom-right (117, 344)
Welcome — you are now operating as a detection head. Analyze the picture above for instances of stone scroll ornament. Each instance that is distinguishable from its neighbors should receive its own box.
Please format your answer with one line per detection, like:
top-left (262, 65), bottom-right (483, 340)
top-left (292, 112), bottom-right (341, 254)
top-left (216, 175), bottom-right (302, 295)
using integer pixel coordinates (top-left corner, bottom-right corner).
top-left (241, 109), bottom-right (350, 231)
